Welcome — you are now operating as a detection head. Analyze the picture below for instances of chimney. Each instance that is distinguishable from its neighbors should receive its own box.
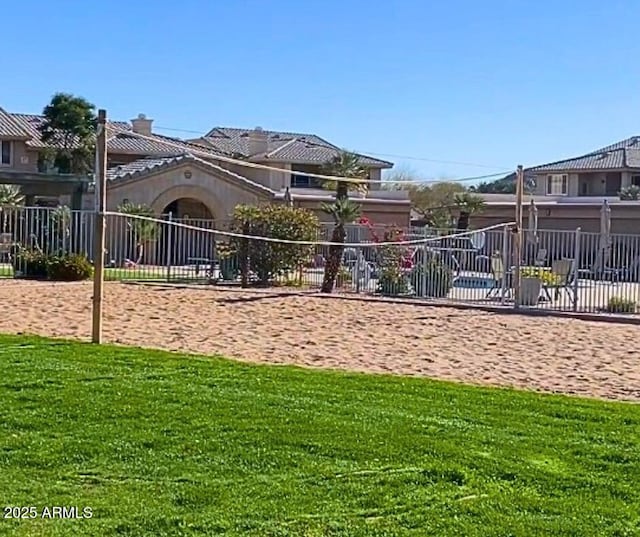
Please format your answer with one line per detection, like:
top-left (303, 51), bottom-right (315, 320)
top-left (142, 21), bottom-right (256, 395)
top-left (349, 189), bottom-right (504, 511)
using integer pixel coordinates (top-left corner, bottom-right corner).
top-left (248, 126), bottom-right (268, 156)
top-left (131, 113), bottom-right (153, 135)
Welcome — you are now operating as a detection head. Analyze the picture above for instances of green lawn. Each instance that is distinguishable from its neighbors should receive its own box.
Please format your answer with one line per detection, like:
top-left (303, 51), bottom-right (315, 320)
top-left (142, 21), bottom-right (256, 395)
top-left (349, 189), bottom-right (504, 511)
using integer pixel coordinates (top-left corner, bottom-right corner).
top-left (102, 268), bottom-right (170, 281)
top-left (0, 336), bottom-right (638, 536)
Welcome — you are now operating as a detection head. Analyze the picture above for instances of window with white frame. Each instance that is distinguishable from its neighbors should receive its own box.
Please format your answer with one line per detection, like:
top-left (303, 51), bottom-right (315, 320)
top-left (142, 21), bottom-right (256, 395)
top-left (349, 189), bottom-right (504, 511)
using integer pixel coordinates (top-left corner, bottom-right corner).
top-left (546, 174), bottom-right (568, 195)
top-left (0, 140), bottom-right (11, 166)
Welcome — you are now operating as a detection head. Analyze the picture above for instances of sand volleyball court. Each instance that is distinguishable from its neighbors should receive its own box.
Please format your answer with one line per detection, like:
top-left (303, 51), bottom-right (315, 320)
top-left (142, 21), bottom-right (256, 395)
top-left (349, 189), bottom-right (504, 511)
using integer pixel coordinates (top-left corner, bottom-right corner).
top-left (0, 281), bottom-right (638, 402)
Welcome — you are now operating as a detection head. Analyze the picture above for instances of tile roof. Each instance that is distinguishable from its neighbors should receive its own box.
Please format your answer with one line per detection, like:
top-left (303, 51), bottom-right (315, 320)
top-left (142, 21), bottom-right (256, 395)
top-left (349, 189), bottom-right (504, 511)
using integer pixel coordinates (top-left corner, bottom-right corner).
top-left (529, 136), bottom-right (640, 172)
top-left (107, 154), bottom-right (274, 194)
top-left (106, 130), bottom-right (227, 159)
top-left (4, 111), bottom-right (227, 160)
top-left (198, 126), bottom-right (393, 167)
top-left (0, 108), bottom-right (30, 138)
top-left (8, 112), bottom-right (131, 149)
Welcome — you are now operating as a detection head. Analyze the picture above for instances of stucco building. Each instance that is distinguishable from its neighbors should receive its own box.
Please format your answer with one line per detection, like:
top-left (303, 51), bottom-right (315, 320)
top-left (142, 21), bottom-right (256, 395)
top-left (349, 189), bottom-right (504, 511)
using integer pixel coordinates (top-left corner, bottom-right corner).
top-left (0, 108), bottom-right (411, 227)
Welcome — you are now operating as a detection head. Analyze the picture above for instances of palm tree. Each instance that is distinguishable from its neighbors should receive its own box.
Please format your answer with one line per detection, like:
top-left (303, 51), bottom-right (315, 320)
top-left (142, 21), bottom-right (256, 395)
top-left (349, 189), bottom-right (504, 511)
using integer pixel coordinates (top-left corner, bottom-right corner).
top-left (453, 191), bottom-right (485, 230)
top-left (320, 151), bottom-right (369, 293)
top-left (320, 198), bottom-right (361, 292)
top-left (0, 185), bottom-right (24, 233)
top-left (118, 202), bottom-right (157, 264)
top-left (321, 151), bottom-right (369, 200)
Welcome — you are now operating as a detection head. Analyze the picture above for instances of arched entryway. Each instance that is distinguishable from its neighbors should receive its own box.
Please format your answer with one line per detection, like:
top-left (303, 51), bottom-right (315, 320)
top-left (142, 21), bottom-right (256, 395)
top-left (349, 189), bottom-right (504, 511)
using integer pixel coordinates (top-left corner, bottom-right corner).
top-left (151, 185), bottom-right (223, 268)
top-left (160, 198), bottom-right (218, 267)
top-left (150, 184), bottom-right (222, 220)
top-left (162, 198), bottom-right (214, 220)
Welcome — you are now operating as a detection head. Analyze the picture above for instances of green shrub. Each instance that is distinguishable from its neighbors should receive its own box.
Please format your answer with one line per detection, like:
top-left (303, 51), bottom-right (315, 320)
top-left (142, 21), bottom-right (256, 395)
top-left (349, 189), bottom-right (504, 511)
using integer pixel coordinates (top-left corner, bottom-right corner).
top-left (605, 296), bottom-right (636, 314)
top-left (619, 185), bottom-right (640, 200)
top-left (411, 260), bottom-right (453, 298)
top-left (376, 268), bottom-right (410, 296)
top-left (46, 254), bottom-right (93, 281)
top-left (335, 266), bottom-right (354, 287)
top-left (231, 204), bottom-right (319, 286)
top-left (12, 249), bottom-right (49, 279)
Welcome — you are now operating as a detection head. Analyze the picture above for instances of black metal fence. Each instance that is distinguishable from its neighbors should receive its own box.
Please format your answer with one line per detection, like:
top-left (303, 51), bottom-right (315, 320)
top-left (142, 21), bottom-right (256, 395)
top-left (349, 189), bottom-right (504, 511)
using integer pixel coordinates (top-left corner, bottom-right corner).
top-left (1, 206), bottom-right (639, 315)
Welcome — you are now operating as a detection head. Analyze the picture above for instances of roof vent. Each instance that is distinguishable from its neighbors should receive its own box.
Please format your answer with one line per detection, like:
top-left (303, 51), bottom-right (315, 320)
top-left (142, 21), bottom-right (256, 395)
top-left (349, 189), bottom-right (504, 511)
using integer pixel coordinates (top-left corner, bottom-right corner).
top-left (599, 152), bottom-right (609, 159)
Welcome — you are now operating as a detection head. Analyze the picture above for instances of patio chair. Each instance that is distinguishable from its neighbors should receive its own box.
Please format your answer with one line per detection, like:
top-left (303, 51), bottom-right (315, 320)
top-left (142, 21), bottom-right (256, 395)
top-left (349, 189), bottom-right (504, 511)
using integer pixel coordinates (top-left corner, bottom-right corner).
top-left (543, 259), bottom-right (575, 302)
top-left (486, 253), bottom-right (512, 299)
top-left (620, 257), bottom-right (640, 282)
top-left (579, 253), bottom-right (623, 282)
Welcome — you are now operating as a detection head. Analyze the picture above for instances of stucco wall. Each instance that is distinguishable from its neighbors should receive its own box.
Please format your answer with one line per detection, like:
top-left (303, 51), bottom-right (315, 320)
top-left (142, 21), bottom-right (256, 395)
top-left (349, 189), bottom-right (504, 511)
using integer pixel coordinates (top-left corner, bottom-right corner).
top-left (534, 171), bottom-right (635, 197)
top-left (106, 162), bottom-right (268, 219)
top-left (220, 160), bottom-right (291, 191)
top-left (474, 203), bottom-right (640, 234)
top-left (0, 140), bottom-right (39, 172)
top-left (294, 199), bottom-right (411, 227)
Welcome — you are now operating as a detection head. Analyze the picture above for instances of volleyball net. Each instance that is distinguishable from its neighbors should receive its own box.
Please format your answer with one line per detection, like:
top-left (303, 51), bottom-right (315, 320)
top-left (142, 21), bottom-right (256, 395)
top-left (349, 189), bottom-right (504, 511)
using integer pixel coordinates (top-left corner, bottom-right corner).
top-left (98, 211), bottom-right (514, 297)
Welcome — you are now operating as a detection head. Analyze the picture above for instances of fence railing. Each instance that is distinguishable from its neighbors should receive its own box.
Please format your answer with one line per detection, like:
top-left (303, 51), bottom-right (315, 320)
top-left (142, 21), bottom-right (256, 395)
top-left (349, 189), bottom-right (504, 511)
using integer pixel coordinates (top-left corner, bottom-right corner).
top-left (1, 206), bottom-right (640, 316)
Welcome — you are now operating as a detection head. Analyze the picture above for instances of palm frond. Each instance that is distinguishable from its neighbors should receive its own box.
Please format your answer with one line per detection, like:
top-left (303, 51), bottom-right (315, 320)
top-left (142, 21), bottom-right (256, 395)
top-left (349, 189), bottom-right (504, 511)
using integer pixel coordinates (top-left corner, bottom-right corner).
top-left (321, 151), bottom-right (369, 194)
top-left (321, 198), bottom-right (361, 225)
top-left (454, 192), bottom-right (486, 213)
top-left (0, 185), bottom-right (24, 207)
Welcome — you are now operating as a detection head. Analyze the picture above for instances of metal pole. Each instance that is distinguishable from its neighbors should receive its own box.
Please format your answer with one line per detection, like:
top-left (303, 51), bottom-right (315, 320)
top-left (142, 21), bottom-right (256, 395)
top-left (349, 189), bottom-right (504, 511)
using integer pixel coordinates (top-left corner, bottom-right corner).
top-left (501, 225), bottom-right (509, 305)
top-left (513, 165), bottom-right (524, 309)
top-left (572, 227), bottom-right (581, 312)
top-left (91, 109), bottom-right (108, 344)
top-left (355, 245), bottom-right (361, 294)
top-left (165, 212), bottom-right (172, 281)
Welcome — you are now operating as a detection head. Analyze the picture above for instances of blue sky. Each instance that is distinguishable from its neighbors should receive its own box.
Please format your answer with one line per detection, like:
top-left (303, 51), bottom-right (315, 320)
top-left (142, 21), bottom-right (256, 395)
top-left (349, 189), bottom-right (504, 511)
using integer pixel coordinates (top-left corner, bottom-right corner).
top-left (2, 0), bottom-right (639, 182)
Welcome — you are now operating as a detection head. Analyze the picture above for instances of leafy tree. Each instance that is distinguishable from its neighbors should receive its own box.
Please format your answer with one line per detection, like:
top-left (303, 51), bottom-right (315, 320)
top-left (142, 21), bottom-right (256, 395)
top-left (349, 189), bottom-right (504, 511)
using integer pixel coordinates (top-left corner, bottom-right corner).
top-left (320, 152), bottom-right (368, 293)
top-left (118, 202), bottom-right (157, 264)
top-left (231, 204), bottom-right (318, 286)
top-left (453, 191), bottom-right (485, 230)
top-left (408, 182), bottom-right (466, 228)
top-left (38, 92), bottom-right (97, 174)
top-left (380, 166), bottom-right (419, 190)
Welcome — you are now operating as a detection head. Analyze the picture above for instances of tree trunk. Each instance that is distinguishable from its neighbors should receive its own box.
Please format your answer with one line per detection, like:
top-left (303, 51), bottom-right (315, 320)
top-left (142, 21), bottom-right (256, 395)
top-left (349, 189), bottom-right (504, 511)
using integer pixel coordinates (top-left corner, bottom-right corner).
top-left (456, 211), bottom-right (470, 230)
top-left (336, 180), bottom-right (348, 201)
top-left (321, 224), bottom-right (346, 293)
